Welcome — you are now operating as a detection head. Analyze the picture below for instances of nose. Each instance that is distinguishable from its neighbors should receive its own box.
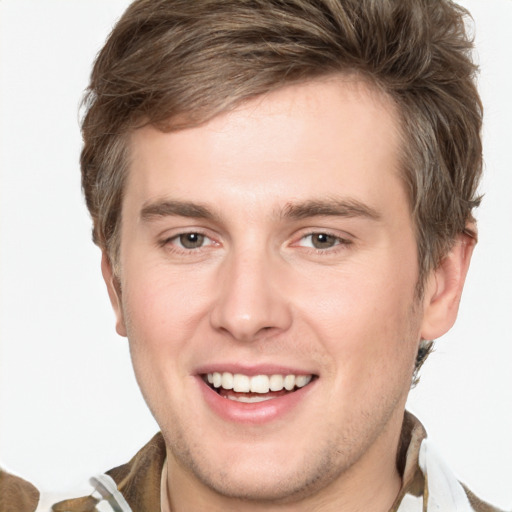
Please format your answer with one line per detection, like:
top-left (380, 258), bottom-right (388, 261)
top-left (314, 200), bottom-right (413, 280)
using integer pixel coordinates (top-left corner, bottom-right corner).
top-left (210, 249), bottom-right (292, 342)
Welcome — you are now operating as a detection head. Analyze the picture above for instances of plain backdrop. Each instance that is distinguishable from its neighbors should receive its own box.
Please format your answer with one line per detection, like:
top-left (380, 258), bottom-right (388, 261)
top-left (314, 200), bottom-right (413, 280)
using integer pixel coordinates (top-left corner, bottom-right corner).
top-left (1, 0), bottom-right (511, 508)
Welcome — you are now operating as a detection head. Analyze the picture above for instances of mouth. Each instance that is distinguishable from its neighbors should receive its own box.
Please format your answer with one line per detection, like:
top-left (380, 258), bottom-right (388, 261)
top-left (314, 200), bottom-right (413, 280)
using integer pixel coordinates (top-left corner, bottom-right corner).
top-left (202, 372), bottom-right (316, 403)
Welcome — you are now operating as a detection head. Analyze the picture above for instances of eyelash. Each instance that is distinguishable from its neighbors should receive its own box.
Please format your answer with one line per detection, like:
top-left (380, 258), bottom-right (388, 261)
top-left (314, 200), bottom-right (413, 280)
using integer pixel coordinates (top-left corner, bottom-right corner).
top-left (158, 230), bottom-right (352, 255)
top-left (159, 231), bottom-right (217, 252)
top-left (294, 231), bottom-right (353, 254)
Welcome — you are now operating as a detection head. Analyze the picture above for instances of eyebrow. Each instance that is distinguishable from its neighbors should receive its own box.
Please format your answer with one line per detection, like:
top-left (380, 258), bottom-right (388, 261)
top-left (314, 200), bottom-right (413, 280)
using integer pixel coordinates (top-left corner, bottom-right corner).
top-left (281, 198), bottom-right (381, 221)
top-left (140, 197), bottom-right (381, 223)
top-left (141, 200), bottom-right (217, 221)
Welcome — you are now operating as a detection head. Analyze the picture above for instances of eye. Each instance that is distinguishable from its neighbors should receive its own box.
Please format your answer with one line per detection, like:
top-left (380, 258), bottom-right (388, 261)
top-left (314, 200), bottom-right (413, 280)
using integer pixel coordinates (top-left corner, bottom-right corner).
top-left (298, 232), bottom-right (347, 250)
top-left (171, 232), bottom-right (213, 250)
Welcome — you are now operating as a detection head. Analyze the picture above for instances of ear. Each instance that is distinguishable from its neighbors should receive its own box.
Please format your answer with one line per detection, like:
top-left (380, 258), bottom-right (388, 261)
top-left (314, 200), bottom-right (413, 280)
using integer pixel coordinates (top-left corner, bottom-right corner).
top-left (101, 251), bottom-right (127, 337)
top-left (420, 227), bottom-right (477, 340)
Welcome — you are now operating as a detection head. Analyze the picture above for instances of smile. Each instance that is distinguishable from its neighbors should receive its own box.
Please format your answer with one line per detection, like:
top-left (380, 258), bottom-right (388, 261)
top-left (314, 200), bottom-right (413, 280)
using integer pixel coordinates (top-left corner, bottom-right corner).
top-left (203, 372), bottom-right (314, 403)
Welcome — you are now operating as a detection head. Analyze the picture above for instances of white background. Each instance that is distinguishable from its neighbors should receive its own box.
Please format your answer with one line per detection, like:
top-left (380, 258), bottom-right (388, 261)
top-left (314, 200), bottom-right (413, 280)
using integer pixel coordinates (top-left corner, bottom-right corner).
top-left (0, 0), bottom-right (511, 508)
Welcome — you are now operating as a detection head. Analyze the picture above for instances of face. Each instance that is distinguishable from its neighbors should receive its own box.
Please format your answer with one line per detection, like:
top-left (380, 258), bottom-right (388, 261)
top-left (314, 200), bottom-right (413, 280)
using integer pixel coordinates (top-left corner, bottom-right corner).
top-left (107, 78), bottom-right (435, 505)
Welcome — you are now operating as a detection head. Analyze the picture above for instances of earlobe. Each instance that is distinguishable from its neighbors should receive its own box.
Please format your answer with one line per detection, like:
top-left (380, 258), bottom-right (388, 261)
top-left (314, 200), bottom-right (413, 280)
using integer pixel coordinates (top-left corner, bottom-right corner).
top-left (101, 252), bottom-right (127, 337)
top-left (420, 227), bottom-right (477, 340)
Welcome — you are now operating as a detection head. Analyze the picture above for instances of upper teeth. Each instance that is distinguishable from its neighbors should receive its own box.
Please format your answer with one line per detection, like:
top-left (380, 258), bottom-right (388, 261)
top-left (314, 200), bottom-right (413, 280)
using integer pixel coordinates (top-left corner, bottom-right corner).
top-left (206, 372), bottom-right (312, 393)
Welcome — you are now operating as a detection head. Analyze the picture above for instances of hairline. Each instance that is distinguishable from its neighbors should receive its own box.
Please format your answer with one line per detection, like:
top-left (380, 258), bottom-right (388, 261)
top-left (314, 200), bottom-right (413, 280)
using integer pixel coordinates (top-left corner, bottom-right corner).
top-left (106, 73), bottom-right (436, 280)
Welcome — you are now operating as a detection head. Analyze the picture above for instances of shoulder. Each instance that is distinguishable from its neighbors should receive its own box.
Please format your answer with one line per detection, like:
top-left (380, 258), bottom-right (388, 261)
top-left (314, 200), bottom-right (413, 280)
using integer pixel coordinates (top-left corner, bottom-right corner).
top-left (397, 413), bottom-right (504, 512)
top-left (463, 484), bottom-right (506, 512)
top-left (0, 433), bottom-right (165, 512)
top-left (52, 432), bottom-right (165, 512)
top-left (0, 469), bottom-right (39, 512)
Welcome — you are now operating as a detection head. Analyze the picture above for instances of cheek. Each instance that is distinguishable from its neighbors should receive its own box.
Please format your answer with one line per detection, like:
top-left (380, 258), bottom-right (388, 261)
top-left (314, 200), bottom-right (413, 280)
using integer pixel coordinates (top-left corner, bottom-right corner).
top-left (297, 261), bottom-right (420, 375)
top-left (122, 261), bottom-right (207, 332)
top-left (119, 276), bottom-right (197, 418)
top-left (119, 276), bottom-right (192, 381)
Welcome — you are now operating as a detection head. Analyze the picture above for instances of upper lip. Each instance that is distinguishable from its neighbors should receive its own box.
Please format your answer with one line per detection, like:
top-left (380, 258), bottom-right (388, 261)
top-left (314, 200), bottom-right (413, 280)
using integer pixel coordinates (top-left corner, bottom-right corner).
top-left (195, 363), bottom-right (317, 377)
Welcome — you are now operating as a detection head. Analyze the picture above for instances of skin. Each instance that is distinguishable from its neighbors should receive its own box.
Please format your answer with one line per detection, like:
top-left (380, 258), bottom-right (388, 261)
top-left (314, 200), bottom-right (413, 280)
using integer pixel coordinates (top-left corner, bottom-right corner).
top-left (102, 77), bottom-right (474, 511)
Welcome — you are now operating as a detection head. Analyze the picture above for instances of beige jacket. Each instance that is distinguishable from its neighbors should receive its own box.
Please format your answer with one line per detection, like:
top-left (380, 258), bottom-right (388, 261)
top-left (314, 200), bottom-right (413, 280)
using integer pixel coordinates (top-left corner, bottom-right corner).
top-left (0, 412), bottom-right (502, 512)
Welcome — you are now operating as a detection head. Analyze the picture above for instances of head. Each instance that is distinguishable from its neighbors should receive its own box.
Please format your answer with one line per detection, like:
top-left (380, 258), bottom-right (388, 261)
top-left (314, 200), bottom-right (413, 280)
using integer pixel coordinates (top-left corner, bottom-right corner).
top-left (82, 0), bottom-right (482, 282)
top-left (81, 0), bottom-right (482, 376)
top-left (80, 0), bottom-right (482, 507)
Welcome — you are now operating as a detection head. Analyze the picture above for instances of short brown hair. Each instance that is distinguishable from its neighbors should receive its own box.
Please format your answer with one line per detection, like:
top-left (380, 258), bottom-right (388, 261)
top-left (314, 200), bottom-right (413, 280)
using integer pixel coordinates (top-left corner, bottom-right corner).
top-left (81, 0), bottom-right (482, 306)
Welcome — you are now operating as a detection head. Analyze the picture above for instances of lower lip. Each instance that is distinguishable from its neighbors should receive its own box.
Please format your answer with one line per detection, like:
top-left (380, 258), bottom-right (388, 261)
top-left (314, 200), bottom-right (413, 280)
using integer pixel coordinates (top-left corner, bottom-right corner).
top-left (197, 377), bottom-right (316, 424)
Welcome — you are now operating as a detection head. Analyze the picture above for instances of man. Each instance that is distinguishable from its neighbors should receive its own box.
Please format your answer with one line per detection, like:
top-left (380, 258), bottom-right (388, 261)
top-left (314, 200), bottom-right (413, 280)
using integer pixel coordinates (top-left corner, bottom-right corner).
top-left (0, 0), bottom-right (503, 510)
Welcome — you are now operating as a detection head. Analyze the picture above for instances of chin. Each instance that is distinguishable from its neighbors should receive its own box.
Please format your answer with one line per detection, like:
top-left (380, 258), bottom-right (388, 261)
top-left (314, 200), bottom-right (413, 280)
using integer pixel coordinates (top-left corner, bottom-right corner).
top-left (187, 456), bottom-right (336, 504)
top-left (163, 423), bottom-right (347, 505)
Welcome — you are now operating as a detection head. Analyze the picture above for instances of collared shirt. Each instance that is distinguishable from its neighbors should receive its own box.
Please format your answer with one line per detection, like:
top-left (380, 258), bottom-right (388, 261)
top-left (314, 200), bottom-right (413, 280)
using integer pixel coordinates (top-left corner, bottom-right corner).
top-left (0, 412), bottom-right (501, 512)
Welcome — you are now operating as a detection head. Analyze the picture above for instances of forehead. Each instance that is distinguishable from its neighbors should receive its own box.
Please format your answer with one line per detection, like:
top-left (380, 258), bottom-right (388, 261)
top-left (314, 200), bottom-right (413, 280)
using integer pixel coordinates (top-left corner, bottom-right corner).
top-left (125, 77), bottom-right (405, 219)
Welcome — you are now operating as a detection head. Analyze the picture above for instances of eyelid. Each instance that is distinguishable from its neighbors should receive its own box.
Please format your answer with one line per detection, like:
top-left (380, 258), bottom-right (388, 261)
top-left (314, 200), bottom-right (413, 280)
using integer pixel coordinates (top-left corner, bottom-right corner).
top-left (177, 233), bottom-right (215, 249)
top-left (156, 226), bottom-right (353, 254)
top-left (291, 229), bottom-right (354, 250)
top-left (158, 228), bottom-right (219, 251)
